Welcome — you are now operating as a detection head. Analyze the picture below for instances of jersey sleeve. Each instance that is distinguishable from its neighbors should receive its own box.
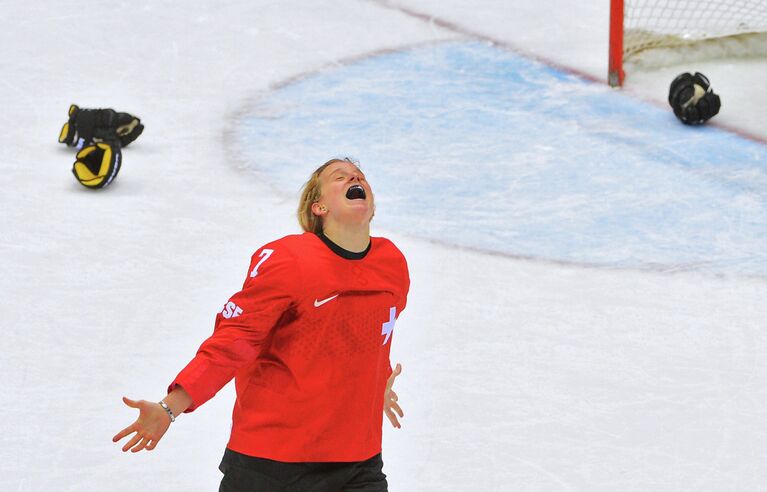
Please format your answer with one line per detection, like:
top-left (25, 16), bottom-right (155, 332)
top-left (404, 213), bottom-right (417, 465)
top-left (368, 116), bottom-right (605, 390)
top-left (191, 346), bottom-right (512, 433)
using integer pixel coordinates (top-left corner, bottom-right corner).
top-left (397, 253), bottom-right (410, 315)
top-left (387, 248), bottom-right (411, 380)
top-left (169, 244), bottom-right (301, 412)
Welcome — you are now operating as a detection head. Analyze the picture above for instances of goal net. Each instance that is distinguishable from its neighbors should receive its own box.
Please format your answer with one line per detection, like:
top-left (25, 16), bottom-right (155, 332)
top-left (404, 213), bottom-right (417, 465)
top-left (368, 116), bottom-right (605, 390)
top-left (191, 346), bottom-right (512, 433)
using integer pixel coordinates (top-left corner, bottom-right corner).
top-left (609, 0), bottom-right (767, 86)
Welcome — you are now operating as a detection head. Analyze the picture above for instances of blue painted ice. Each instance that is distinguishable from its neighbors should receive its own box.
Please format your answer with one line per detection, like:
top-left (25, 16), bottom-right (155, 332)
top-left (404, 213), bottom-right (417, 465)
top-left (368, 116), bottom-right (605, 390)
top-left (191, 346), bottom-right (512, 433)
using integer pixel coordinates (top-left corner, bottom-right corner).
top-left (237, 41), bottom-right (767, 275)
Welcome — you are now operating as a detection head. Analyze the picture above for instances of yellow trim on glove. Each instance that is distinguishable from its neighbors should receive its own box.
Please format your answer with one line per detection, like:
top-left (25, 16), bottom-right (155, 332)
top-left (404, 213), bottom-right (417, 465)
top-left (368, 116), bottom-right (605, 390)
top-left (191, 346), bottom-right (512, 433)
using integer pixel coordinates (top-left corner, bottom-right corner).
top-left (58, 122), bottom-right (70, 143)
top-left (73, 142), bottom-right (115, 188)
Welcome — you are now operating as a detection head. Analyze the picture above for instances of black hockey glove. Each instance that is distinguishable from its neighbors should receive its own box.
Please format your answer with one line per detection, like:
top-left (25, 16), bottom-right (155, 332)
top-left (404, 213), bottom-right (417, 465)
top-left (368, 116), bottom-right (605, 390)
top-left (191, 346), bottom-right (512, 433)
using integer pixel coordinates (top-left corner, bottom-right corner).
top-left (668, 72), bottom-right (721, 125)
top-left (111, 110), bottom-right (144, 147)
top-left (59, 104), bottom-right (144, 148)
top-left (58, 104), bottom-right (81, 146)
top-left (71, 139), bottom-right (122, 189)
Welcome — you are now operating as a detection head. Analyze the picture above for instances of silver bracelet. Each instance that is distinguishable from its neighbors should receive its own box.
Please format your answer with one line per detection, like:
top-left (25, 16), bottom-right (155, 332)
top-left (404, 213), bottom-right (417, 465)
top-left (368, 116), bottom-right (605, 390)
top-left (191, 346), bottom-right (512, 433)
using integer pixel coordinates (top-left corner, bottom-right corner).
top-left (158, 400), bottom-right (176, 423)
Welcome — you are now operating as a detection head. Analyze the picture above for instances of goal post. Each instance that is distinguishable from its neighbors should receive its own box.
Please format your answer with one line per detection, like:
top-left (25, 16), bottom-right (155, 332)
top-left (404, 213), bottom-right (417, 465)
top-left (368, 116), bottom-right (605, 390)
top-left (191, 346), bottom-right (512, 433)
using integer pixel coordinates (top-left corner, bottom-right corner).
top-left (608, 0), bottom-right (767, 86)
top-left (608, 0), bottom-right (625, 86)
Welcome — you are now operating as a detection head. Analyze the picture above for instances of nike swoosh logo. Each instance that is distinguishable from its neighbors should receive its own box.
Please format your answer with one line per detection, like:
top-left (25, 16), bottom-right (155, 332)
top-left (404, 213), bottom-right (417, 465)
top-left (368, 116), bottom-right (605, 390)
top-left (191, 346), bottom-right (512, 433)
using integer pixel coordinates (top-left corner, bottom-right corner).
top-left (314, 294), bottom-right (339, 308)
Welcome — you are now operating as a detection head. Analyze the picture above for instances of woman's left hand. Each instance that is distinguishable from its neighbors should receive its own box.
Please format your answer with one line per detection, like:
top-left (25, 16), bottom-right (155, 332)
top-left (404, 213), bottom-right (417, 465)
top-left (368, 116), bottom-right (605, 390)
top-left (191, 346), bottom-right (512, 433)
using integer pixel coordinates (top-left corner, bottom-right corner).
top-left (384, 363), bottom-right (404, 428)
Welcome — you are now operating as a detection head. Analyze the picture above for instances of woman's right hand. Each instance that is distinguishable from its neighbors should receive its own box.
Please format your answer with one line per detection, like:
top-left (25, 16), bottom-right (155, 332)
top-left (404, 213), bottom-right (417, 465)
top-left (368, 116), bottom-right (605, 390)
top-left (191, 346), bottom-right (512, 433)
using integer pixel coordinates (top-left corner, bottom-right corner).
top-left (112, 397), bottom-right (172, 453)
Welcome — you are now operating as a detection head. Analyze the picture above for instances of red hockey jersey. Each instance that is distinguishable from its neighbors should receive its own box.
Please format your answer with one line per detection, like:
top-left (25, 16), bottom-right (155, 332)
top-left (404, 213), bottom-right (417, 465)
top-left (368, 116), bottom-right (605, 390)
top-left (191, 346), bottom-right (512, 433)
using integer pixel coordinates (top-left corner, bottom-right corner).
top-left (169, 232), bottom-right (410, 462)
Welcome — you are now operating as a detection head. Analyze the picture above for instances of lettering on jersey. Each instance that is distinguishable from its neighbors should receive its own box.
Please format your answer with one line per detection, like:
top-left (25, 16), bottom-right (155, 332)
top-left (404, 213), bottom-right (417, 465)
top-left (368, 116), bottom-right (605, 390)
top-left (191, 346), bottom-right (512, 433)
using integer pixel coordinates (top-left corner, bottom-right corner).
top-left (381, 306), bottom-right (396, 345)
top-left (250, 248), bottom-right (274, 278)
top-left (221, 301), bottom-right (243, 319)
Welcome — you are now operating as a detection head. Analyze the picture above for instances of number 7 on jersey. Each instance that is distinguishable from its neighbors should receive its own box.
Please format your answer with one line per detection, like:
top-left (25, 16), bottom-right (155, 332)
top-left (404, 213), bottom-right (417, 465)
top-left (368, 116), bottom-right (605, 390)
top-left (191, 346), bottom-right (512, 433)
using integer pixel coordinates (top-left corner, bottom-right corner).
top-left (250, 249), bottom-right (274, 277)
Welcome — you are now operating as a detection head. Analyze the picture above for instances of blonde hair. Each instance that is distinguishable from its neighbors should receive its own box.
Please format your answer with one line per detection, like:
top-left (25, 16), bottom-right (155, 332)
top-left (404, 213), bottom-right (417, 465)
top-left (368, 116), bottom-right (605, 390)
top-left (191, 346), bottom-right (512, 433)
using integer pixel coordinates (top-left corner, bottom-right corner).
top-left (297, 158), bottom-right (357, 234)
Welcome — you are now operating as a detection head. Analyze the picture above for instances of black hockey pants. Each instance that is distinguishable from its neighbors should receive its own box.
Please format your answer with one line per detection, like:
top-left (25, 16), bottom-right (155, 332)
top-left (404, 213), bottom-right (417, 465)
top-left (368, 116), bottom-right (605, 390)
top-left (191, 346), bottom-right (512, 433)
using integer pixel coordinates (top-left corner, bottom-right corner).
top-left (218, 448), bottom-right (388, 492)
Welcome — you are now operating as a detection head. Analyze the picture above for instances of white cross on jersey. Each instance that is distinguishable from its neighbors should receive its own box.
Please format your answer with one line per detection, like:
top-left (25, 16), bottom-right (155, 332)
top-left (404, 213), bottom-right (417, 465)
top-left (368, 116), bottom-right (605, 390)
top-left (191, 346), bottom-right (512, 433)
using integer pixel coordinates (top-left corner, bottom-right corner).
top-left (381, 307), bottom-right (396, 345)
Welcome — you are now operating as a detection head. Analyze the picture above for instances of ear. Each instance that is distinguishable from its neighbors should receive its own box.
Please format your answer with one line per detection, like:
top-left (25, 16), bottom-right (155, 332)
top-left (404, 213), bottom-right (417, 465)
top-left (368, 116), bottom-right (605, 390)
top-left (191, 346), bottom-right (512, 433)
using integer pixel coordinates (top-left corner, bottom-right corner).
top-left (311, 202), bottom-right (327, 217)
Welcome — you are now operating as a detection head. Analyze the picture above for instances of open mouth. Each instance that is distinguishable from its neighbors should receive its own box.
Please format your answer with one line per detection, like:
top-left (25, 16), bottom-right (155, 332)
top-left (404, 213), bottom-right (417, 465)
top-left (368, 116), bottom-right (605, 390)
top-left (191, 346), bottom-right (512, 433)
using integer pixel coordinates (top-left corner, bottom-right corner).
top-left (346, 184), bottom-right (366, 200)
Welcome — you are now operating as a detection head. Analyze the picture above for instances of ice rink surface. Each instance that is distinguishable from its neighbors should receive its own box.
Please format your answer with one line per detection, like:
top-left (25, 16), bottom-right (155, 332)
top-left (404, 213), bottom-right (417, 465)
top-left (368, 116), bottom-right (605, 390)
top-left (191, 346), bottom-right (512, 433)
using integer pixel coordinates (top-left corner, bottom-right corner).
top-left (1, 1), bottom-right (766, 491)
top-left (236, 41), bottom-right (766, 276)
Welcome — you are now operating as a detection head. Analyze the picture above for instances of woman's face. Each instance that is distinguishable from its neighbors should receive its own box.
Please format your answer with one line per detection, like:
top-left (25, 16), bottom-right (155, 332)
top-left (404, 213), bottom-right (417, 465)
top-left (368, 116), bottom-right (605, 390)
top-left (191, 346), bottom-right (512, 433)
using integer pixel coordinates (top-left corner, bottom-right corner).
top-left (315, 161), bottom-right (375, 226)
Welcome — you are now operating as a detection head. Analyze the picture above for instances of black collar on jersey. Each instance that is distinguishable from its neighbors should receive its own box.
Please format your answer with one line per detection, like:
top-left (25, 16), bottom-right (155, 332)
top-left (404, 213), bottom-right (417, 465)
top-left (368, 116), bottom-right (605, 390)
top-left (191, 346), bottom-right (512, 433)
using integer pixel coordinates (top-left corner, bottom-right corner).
top-left (317, 232), bottom-right (371, 260)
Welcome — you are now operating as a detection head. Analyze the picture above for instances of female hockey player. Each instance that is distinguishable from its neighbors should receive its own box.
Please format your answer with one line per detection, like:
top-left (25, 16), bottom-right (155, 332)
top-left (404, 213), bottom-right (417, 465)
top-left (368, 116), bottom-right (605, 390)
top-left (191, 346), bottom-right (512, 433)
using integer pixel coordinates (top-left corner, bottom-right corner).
top-left (113, 158), bottom-right (410, 491)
